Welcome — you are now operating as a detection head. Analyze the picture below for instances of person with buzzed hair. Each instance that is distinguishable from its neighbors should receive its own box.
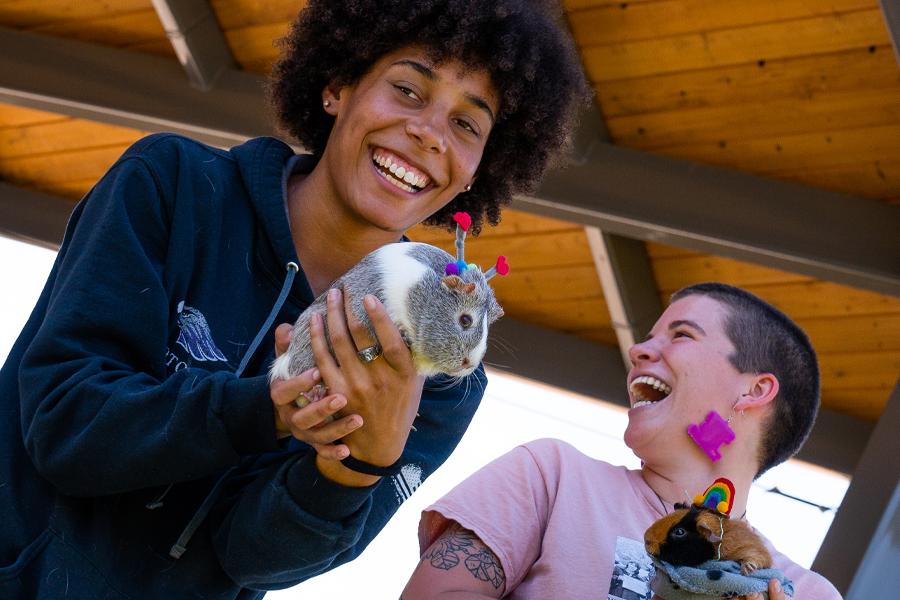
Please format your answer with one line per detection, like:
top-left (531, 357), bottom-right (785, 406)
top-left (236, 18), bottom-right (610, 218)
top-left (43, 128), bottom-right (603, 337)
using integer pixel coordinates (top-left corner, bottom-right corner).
top-left (405, 282), bottom-right (841, 600)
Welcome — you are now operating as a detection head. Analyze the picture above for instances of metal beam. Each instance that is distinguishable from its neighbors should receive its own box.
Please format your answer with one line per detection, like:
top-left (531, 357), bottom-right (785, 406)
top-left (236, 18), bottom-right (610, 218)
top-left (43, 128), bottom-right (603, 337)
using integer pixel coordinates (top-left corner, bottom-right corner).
top-left (0, 182), bottom-right (73, 250)
top-left (585, 227), bottom-right (663, 367)
top-left (516, 142), bottom-right (900, 297)
top-left (879, 0), bottom-right (900, 66)
top-left (0, 26), bottom-right (273, 148)
top-left (813, 379), bottom-right (900, 594)
top-left (151, 0), bottom-right (237, 90)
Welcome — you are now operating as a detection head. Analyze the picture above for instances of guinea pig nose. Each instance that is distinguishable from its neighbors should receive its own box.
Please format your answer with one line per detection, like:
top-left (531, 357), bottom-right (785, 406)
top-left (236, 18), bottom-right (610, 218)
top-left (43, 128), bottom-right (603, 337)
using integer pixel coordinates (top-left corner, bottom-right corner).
top-left (461, 357), bottom-right (471, 368)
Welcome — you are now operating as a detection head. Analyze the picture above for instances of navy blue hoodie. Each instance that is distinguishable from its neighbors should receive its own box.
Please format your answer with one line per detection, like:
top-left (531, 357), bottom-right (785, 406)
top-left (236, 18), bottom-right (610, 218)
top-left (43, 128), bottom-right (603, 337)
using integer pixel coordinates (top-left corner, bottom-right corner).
top-left (0, 134), bottom-right (485, 598)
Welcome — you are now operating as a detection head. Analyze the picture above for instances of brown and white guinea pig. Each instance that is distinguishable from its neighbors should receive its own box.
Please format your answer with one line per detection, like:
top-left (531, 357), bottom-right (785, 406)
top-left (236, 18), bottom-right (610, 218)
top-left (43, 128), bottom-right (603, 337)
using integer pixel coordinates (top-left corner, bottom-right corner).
top-left (269, 242), bottom-right (504, 394)
top-left (644, 504), bottom-right (773, 576)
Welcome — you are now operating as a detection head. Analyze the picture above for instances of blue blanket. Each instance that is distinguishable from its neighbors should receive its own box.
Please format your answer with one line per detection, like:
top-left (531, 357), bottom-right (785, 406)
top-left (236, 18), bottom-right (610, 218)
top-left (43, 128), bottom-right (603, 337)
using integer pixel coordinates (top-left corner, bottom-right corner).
top-left (650, 558), bottom-right (794, 599)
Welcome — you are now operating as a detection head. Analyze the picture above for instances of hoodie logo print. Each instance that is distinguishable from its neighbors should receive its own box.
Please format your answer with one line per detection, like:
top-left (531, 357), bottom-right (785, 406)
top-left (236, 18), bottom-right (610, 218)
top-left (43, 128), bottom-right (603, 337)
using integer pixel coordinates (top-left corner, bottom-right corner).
top-left (175, 301), bottom-right (227, 362)
top-left (391, 463), bottom-right (423, 505)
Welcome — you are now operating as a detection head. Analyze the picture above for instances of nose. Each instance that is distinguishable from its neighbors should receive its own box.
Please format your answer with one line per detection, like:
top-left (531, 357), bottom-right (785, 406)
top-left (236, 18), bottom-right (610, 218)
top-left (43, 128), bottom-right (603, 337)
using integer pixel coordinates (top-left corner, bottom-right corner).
top-left (627, 337), bottom-right (660, 366)
top-left (406, 115), bottom-right (447, 153)
top-left (461, 357), bottom-right (471, 369)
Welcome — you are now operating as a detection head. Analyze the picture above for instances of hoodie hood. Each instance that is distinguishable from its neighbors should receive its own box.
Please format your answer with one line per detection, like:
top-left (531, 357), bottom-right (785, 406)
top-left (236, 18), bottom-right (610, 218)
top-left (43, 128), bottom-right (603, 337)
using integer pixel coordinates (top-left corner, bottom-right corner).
top-left (231, 136), bottom-right (317, 306)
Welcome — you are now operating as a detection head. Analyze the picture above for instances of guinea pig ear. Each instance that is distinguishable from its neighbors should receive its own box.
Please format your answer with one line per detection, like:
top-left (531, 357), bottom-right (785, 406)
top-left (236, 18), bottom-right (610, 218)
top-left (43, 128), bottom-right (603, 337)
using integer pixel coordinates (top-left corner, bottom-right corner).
top-left (696, 512), bottom-right (723, 544)
top-left (488, 296), bottom-right (505, 323)
top-left (441, 275), bottom-right (463, 291)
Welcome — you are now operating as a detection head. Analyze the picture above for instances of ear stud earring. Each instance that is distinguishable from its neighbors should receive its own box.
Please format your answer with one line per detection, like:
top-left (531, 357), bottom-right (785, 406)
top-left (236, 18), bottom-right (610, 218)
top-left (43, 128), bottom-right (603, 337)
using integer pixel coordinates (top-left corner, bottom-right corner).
top-left (323, 100), bottom-right (331, 108)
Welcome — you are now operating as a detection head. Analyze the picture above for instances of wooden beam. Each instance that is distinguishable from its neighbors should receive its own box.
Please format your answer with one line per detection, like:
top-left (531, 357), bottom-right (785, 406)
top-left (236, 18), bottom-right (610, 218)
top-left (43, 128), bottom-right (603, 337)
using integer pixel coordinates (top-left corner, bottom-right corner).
top-left (813, 378), bottom-right (900, 594)
top-left (517, 141), bottom-right (900, 297)
top-left (879, 0), bottom-right (900, 66)
top-left (150, 0), bottom-right (237, 90)
top-left (0, 26), bottom-right (273, 148)
top-left (584, 227), bottom-right (662, 367)
top-left (0, 182), bottom-right (72, 250)
top-left (1, 27), bottom-right (897, 296)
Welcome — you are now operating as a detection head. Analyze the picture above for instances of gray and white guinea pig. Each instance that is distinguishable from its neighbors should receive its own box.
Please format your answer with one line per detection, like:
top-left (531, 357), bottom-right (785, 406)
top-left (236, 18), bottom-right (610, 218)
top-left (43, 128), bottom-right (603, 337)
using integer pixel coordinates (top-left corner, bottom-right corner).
top-left (269, 242), bottom-right (504, 387)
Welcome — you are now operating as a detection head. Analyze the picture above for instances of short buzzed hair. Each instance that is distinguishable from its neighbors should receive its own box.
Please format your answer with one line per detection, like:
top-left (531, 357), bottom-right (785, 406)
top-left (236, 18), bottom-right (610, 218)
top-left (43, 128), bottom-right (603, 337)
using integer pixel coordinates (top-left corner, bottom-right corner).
top-left (671, 283), bottom-right (820, 477)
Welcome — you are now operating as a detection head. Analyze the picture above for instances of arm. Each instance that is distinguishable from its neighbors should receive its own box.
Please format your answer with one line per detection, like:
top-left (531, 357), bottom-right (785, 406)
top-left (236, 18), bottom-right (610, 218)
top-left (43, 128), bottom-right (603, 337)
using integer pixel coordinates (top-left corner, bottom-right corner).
top-left (209, 287), bottom-right (475, 586)
top-left (403, 522), bottom-right (506, 599)
top-left (18, 149), bottom-right (275, 496)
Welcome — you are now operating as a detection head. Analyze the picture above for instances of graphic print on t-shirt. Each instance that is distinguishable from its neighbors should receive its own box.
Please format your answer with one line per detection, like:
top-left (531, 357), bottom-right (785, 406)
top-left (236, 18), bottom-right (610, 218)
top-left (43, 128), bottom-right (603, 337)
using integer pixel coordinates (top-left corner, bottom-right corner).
top-left (607, 536), bottom-right (655, 600)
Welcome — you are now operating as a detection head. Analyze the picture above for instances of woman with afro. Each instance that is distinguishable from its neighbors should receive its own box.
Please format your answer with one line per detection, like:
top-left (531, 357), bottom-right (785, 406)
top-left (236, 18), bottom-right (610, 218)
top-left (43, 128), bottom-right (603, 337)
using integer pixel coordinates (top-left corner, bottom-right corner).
top-left (0, 0), bottom-right (587, 597)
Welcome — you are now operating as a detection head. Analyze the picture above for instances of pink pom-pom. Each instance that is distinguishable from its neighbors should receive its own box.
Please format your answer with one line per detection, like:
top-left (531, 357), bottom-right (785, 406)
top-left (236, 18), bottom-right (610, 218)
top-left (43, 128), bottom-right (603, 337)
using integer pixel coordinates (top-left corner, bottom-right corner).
top-left (453, 212), bottom-right (472, 232)
top-left (495, 255), bottom-right (510, 276)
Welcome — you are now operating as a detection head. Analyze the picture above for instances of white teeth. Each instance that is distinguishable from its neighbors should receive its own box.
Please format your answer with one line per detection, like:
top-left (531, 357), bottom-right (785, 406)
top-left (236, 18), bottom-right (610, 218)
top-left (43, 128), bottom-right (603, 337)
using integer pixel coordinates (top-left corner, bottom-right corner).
top-left (630, 375), bottom-right (672, 396)
top-left (629, 375), bottom-right (673, 408)
top-left (373, 150), bottom-right (430, 190)
top-left (375, 167), bottom-right (415, 192)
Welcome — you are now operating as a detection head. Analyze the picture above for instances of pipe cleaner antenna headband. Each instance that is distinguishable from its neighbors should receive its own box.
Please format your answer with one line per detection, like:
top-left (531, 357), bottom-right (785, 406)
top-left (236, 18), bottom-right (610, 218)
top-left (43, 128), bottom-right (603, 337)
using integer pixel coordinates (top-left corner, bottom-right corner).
top-left (443, 212), bottom-right (510, 281)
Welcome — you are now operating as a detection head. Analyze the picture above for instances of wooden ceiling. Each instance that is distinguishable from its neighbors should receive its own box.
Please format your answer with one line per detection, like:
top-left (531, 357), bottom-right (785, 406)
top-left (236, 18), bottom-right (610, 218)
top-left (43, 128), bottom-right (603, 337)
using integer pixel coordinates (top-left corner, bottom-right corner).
top-left (1, 0), bottom-right (898, 422)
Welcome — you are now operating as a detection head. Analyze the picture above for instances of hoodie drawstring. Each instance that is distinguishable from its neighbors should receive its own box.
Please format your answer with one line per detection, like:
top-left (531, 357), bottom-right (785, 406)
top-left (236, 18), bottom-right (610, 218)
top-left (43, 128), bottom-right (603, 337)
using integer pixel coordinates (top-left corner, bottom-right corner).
top-left (168, 261), bottom-right (299, 559)
top-left (235, 261), bottom-right (299, 377)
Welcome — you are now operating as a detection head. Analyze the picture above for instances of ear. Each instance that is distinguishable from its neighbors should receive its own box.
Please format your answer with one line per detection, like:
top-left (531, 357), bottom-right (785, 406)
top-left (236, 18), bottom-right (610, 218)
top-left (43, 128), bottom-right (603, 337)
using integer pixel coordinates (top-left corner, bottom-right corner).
top-left (733, 372), bottom-right (780, 413)
top-left (441, 275), bottom-right (463, 291)
top-left (696, 512), bottom-right (723, 544)
top-left (322, 84), bottom-right (343, 116)
top-left (488, 295), bottom-right (504, 323)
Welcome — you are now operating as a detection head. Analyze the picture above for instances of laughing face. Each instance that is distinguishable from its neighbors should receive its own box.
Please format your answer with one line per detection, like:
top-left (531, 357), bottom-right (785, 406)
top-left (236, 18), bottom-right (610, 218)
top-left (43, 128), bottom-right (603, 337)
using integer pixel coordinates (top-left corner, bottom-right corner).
top-left (319, 46), bottom-right (499, 233)
top-left (624, 294), bottom-right (750, 462)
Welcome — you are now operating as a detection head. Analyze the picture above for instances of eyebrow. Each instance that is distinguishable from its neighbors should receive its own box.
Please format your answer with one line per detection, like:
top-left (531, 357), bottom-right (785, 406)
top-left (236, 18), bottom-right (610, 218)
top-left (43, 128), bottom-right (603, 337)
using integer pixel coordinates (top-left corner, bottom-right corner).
top-left (669, 319), bottom-right (707, 336)
top-left (393, 59), bottom-right (496, 123)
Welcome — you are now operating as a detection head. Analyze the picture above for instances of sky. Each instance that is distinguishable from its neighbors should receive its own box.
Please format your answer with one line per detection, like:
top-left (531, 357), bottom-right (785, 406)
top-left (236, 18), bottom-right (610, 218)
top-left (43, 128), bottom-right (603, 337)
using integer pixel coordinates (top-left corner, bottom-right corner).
top-left (0, 235), bottom-right (848, 597)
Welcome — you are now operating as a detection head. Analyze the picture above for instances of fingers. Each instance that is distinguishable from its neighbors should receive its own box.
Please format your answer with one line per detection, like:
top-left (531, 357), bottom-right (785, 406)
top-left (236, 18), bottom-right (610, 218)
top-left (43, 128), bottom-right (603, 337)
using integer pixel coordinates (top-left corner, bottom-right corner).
top-left (309, 310), bottom-right (340, 383)
top-left (325, 288), bottom-right (361, 368)
top-left (768, 579), bottom-right (784, 600)
top-left (274, 323), bottom-right (293, 357)
top-left (343, 285), bottom-right (378, 351)
top-left (276, 393), bottom-right (363, 447)
top-left (363, 294), bottom-right (412, 371)
top-left (270, 367), bottom-right (320, 406)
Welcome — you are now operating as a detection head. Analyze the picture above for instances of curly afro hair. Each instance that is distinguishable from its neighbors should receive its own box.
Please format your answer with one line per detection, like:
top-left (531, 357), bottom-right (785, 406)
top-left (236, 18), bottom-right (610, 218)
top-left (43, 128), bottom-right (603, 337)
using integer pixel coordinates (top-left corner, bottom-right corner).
top-left (269, 0), bottom-right (590, 233)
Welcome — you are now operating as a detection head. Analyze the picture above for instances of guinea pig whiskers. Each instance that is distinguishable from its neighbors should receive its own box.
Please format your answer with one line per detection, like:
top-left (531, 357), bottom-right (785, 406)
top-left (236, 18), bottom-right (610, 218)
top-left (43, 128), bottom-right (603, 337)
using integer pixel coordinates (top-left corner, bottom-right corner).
top-left (488, 335), bottom-right (515, 356)
top-left (482, 358), bottom-right (512, 371)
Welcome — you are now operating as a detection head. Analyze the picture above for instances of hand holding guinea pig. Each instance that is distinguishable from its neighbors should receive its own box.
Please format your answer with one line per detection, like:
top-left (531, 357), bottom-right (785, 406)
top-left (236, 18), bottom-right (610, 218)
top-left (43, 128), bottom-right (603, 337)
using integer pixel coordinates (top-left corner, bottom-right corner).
top-left (269, 217), bottom-right (506, 481)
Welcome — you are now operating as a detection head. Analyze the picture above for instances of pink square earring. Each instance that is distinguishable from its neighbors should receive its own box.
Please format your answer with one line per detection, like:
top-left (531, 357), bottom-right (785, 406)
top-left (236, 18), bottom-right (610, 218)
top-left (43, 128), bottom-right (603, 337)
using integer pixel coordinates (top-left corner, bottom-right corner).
top-left (687, 411), bottom-right (736, 462)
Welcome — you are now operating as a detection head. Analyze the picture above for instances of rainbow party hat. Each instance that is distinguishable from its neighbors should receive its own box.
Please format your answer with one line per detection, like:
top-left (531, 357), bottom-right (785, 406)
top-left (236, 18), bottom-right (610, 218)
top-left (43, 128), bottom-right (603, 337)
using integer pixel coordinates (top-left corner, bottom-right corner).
top-left (693, 477), bottom-right (736, 517)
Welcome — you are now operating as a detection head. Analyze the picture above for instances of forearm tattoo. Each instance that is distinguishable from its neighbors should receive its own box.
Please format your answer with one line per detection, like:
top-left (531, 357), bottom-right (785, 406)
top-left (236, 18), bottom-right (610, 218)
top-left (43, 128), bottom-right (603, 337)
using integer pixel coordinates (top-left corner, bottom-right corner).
top-left (424, 523), bottom-right (506, 590)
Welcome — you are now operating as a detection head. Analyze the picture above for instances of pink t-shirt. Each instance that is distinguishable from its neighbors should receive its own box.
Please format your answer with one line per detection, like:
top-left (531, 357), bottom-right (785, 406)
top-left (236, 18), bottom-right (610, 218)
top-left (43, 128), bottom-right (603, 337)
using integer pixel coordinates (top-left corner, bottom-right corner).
top-left (419, 439), bottom-right (841, 599)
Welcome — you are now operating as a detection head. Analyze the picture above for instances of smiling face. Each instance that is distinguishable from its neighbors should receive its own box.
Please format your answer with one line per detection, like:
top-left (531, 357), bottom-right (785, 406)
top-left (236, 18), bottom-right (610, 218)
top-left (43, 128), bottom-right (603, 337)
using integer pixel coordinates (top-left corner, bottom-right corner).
top-left (624, 295), bottom-right (752, 462)
top-left (318, 46), bottom-right (499, 233)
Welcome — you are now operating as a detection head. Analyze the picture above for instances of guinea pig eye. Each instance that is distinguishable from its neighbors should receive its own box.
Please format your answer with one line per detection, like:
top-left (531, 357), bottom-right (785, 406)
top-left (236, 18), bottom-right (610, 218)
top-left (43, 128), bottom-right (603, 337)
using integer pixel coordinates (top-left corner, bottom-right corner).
top-left (671, 527), bottom-right (687, 539)
top-left (459, 314), bottom-right (473, 329)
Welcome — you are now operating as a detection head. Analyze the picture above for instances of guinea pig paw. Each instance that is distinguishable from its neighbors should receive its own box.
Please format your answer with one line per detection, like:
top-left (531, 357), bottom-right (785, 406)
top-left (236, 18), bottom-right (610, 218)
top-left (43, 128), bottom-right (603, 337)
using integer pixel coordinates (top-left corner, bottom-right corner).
top-left (740, 562), bottom-right (759, 576)
top-left (399, 327), bottom-right (412, 348)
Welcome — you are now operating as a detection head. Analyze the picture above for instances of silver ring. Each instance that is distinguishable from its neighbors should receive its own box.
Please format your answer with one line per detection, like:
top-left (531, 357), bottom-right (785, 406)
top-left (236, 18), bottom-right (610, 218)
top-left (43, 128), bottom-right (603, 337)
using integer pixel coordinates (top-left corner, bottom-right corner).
top-left (357, 344), bottom-right (382, 364)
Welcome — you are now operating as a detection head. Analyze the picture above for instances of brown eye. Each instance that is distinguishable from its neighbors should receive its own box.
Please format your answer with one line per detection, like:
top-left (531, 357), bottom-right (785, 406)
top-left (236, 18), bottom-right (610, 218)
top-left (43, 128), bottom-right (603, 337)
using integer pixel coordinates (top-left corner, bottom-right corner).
top-left (459, 314), bottom-right (473, 329)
